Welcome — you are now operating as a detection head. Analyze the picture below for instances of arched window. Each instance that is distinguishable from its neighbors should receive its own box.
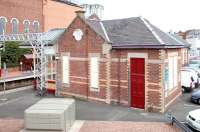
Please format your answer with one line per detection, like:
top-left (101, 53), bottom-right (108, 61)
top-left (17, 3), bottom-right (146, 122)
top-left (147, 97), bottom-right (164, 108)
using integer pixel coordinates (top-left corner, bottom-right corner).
top-left (0, 17), bottom-right (7, 35)
top-left (33, 21), bottom-right (40, 33)
top-left (11, 18), bottom-right (19, 34)
top-left (23, 20), bottom-right (30, 33)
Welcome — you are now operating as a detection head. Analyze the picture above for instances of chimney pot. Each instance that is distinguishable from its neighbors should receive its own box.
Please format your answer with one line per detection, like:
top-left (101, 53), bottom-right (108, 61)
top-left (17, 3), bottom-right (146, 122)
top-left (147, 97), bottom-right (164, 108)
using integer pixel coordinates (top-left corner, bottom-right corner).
top-left (75, 10), bottom-right (85, 19)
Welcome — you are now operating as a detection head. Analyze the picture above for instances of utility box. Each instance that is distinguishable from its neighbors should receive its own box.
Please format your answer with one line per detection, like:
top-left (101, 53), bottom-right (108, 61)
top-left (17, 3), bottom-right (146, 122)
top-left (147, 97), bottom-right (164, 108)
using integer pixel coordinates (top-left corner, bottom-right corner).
top-left (23, 98), bottom-right (75, 132)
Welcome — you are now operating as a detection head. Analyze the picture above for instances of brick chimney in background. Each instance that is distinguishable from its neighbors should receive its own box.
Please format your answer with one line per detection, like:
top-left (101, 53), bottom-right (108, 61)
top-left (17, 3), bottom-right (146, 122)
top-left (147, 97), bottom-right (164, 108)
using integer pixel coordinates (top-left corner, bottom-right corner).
top-left (88, 13), bottom-right (101, 21)
top-left (75, 10), bottom-right (85, 19)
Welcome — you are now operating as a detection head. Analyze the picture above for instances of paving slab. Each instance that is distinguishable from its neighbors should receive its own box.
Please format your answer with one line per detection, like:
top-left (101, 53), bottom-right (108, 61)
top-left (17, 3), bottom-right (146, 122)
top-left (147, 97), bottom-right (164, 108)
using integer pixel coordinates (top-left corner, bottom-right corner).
top-left (0, 118), bottom-right (24, 132)
top-left (80, 121), bottom-right (181, 132)
top-left (0, 119), bottom-right (181, 132)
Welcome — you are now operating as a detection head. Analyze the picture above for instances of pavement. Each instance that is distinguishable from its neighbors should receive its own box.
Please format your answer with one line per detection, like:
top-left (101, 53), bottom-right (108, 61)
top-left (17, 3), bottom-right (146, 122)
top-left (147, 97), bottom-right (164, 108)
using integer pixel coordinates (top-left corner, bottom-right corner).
top-left (0, 120), bottom-right (180, 132)
top-left (0, 87), bottom-right (199, 131)
top-left (79, 121), bottom-right (180, 132)
top-left (0, 88), bottom-right (199, 121)
top-left (0, 118), bottom-right (24, 132)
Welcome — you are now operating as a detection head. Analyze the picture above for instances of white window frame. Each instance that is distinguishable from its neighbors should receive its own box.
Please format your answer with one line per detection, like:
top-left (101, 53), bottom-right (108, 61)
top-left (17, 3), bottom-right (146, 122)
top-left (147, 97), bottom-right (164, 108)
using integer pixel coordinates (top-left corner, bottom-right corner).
top-left (168, 57), bottom-right (174, 90)
top-left (0, 16), bottom-right (7, 35)
top-left (62, 54), bottom-right (70, 85)
top-left (168, 53), bottom-right (178, 90)
top-left (89, 55), bottom-right (100, 91)
top-left (33, 20), bottom-right (40, 33)
top-left (10, 18), bottom-right (19, 34)
top-left (23, 19), bottom-right (30, 33)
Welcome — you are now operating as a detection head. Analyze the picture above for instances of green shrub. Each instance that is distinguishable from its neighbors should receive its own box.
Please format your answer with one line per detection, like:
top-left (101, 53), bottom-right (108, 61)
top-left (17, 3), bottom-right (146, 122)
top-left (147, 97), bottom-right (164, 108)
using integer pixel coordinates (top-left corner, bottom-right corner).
top-left (1, 41), bottom-right (31, 68)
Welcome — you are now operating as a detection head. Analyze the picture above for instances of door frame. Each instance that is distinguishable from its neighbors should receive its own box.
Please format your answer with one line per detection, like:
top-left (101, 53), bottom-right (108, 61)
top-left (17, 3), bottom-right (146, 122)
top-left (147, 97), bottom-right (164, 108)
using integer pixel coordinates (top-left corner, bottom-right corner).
top-left (128, 53), bottom-right (148, 110)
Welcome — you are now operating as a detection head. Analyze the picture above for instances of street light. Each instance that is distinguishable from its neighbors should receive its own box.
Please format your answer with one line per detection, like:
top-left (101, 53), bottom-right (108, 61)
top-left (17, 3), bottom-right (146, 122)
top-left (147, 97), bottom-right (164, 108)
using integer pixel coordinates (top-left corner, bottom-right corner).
top-left (20, 61), bottom-right (23, 72)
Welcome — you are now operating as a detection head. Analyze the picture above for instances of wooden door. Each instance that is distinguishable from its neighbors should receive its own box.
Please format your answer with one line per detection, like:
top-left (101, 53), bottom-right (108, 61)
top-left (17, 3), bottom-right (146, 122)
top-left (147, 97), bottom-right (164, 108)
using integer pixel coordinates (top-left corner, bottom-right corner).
top-left (130, 58), bottom-right (145, 109)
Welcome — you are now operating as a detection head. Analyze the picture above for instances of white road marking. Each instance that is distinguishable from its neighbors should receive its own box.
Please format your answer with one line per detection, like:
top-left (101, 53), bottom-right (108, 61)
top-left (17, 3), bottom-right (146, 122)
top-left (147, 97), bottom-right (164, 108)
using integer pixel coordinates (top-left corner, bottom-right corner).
top-left (184, 103), bottom-right (200, 108)
top-left (0, 96), bottom-right (24, 107)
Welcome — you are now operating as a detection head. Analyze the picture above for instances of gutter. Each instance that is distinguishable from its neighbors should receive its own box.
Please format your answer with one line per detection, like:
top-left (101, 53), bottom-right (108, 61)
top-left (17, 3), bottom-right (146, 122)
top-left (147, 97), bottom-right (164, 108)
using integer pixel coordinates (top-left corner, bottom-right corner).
top-left (111, 45), bottom-right (185, 49)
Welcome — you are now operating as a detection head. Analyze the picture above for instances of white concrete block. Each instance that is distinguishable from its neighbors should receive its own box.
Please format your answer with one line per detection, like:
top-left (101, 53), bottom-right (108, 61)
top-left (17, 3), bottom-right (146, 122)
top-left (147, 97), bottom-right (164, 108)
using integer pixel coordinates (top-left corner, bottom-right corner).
top-left (25, 109), bottom-right (65, 130)
top-left (24, 98), bottom-right (75, 132)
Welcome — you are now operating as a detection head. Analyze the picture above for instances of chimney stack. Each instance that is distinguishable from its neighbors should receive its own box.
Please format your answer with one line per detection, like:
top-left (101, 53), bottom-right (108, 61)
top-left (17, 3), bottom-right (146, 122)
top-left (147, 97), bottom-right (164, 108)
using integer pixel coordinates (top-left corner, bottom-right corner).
top-left (75, 10), bottom-right (85, 19)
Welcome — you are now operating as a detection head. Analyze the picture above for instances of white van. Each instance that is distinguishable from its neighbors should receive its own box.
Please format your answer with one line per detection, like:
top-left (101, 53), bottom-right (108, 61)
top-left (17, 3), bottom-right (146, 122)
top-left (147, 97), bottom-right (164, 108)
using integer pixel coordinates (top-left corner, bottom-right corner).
top-left (181, 70), bottom-right (195, 92)
top-left (181, 68), bottom-right (199, 87)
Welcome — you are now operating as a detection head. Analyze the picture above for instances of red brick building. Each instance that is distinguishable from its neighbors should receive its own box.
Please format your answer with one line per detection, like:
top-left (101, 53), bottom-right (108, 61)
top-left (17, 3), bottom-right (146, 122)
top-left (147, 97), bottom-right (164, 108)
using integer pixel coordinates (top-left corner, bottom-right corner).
top-left (0, 0), bottom-right (82, 34)
top-left (0, 0), bottom-right (43, 34)
top-left (0, 0), bottom-right (82, 91)
top-left (56, 12), bottom-right (186, 113)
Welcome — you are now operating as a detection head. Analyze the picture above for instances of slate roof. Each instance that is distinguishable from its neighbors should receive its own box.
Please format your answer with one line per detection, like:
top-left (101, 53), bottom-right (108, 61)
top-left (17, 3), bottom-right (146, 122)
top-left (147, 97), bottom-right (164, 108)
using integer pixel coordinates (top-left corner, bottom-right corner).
top-left (169, 33), bottom-right (191, 48)
top-left (86, 20), bottom-right (108, 42)
top-left (86, 17), bottom-right (185, 49)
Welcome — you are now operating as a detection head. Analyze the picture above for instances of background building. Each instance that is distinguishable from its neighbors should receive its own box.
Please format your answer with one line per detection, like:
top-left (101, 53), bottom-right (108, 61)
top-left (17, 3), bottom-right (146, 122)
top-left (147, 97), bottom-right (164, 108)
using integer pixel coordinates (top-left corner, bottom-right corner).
top-left (185, 29), bottom-right (200, 57)
top-left (0, 0), bottom-right (43, 34)
top-left (177, 29), bottom-right (200, 58)
top-left (0, 0), bottom-right (82, 34)
top-left (81, 4), bottom-right (104, 19)
top-left (0, 0), bottom-right (82, 92)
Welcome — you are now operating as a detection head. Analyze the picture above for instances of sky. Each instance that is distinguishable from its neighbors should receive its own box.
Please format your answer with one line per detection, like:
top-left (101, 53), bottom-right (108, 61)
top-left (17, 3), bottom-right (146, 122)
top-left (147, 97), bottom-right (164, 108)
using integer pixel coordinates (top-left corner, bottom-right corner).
top-left (78, 0), bottom-right (200, 32)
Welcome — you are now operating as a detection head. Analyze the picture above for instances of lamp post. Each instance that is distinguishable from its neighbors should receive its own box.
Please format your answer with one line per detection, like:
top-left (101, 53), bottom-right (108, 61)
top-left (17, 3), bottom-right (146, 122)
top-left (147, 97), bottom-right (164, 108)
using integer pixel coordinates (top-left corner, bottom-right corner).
top-left (20, 61), bottom-right (23, 72)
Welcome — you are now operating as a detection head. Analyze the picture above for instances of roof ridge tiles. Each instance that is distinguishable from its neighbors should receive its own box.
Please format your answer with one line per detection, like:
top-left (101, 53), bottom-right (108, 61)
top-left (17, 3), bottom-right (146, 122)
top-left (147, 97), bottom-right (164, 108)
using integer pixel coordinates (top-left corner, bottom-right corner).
top-left (99, 21), bottom-right (111, 43)
top-left (139, 16), bottom-right (165, 45)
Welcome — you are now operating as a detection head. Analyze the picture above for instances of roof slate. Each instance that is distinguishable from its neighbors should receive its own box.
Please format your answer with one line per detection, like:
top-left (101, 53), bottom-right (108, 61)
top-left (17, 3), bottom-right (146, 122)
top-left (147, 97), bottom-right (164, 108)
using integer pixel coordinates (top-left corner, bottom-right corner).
top-left (86, 20), bottom-right (109, 42)
top-left (86, 17), bottom-right (185, 49)
top-left (169, 33), bottom-right (191, 48)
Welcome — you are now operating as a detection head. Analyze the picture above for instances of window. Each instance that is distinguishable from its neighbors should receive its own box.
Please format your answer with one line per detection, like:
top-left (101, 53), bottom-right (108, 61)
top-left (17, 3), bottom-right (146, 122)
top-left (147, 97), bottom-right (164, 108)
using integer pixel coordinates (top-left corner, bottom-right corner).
top-left (168, 56), bottom-right (178, 90)
top-left (33, 21), bottom-right (39, 32)
top-left (90, 56), bottom-right (99, 90)
top-left (62, 55), bottom-right (69, 84)
top-left (23, 20), bottom-right (30, 33)
top-left (0, 17), bottom-right (7, 35)
top-left (11, 18), bottom-right (19, 34)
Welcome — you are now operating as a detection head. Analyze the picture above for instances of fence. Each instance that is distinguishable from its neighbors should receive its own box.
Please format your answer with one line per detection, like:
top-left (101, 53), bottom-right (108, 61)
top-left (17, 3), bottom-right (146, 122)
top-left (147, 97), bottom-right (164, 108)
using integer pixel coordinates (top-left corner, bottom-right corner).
top-left (166, 113), bottom-right (193, 132)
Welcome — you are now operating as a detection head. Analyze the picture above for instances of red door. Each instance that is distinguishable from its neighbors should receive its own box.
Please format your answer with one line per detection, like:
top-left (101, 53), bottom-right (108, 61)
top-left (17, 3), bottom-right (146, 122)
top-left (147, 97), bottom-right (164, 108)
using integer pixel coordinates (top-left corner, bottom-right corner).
top-left (130, 58), bottom-right (145, 109)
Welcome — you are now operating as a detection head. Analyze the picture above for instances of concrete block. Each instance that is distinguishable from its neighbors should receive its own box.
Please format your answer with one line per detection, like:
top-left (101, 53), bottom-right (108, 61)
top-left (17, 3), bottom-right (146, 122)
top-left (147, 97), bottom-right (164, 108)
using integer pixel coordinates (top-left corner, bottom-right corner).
top-left (24, 98), bottom-right (75, 132)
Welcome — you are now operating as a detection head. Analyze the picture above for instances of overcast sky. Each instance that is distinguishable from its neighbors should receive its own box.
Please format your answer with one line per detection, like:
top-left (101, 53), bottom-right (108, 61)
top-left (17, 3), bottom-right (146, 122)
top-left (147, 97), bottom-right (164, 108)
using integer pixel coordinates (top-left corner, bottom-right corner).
top-left (79, 0), bottom-right (200, 32)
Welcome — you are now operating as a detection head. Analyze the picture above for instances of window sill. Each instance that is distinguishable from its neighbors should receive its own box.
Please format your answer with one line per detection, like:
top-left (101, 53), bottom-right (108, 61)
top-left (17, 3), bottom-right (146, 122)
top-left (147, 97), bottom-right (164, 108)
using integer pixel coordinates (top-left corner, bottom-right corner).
top-left (63, 83), bottom-right (69, 88)
top-left (90, 87), bottom-right (99, 92)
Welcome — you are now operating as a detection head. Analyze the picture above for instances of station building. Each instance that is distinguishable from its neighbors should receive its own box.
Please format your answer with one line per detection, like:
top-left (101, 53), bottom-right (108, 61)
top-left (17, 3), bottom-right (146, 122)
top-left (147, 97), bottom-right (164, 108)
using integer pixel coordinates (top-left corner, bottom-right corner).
top-left (56, 11), bottom-right (188, 112)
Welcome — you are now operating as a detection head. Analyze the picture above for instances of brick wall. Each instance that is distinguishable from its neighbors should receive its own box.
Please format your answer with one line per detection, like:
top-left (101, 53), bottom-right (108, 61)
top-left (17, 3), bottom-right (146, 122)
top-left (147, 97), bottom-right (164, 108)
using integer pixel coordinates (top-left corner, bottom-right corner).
top-left (0, 0), bottom-right (43, 33)
top-left (109, 49), bottom-right (164, 112)
top-left (57, 16), bottom-right (107, 101)
top-left (164, 49), bottom-right (182, 110)
top-left (43, 0), bottom-right (82, 31)
top-left (0, 0), bottom-right (82, 33)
